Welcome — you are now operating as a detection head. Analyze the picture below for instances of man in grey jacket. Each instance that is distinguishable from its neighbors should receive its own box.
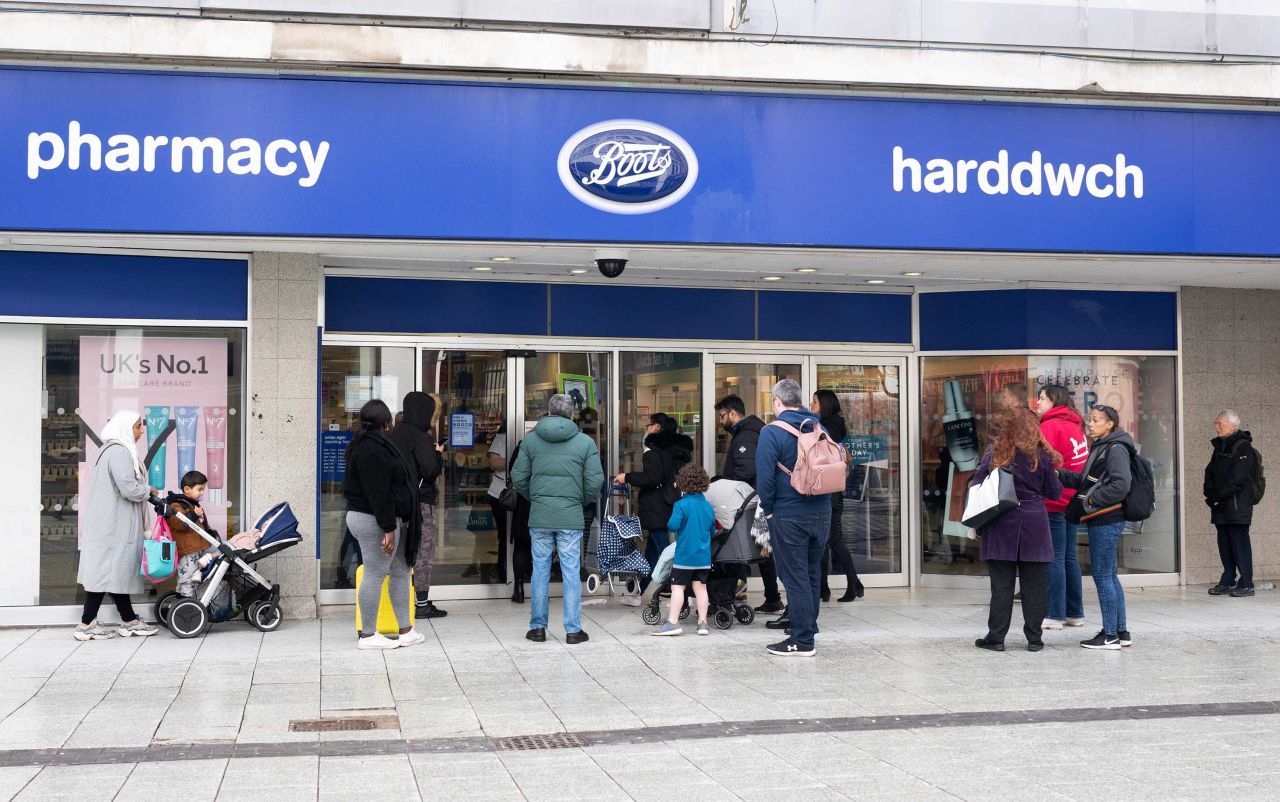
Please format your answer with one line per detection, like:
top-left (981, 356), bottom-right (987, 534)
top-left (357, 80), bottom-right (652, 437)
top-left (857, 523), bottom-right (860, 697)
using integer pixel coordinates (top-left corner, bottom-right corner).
top-left (512, 394), bottom-right (604, 645)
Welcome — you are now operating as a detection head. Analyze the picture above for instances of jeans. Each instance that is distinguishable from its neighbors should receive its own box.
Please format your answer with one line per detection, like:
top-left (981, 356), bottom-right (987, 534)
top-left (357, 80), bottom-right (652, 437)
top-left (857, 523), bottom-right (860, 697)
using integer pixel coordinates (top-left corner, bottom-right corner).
top-left (1087, 521), bottom-right (1127, 635)
top-left (1216, 524), bottom-right (1253, 588)
top-left (769, 510), bottom-right (830, 648)
top-left (639, 528), bottom-right (669, 592)
top-left (986, 560), bottom-right (1049, 644)
top-left (529, 528), bottom-right (583, 634)
top-left (1046, 512), bottom-right (1084, 620)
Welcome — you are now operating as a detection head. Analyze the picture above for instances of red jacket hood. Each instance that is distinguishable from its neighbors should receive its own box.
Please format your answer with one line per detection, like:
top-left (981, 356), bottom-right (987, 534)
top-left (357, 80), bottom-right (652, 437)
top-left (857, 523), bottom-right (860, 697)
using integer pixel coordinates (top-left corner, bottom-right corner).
top-left (1039, 405), bottom-right (1089, 512)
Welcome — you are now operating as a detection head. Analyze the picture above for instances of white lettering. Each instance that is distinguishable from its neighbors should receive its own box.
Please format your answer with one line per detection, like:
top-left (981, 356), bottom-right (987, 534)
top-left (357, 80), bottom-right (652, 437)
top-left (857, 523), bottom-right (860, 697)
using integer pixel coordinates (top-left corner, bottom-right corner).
top-left (143, 136), bottom-right (169, 173)
top-left (923, 158), bottom-right (954, 193)
top-left (978, 150), bottom-right (1009, 195)
top-left (893, 146), bottom-right (921, 193)
top-left (105, 134), bottom-right (140, 172)
top-left (1011, 150), bottom-right (1042, 196)
top-left (1044, 161), bottom-right (1086, 197)
top-left (67, 121), bottom-right (102, 171)
top-left (1086, 163), bottom-right (1114, 198)
top-left (171, 136), bottom-right (224, 174)
top-left (892, 147), bottom-right (1142, 201)
top-left (226, 138), bottom-right (262, 175)
top-left (264, 139), bottom-right (297, 178)
top-left (956, 160), bottom-right (978, 193)
top-left (583, 141), bottom-right (673, 188)
top-left (1116, 153), bottom-right (1143, 199)
top-left (298, 140), bottom-right (330, 188)
top-left (27, 132), bottom-right (64, 179)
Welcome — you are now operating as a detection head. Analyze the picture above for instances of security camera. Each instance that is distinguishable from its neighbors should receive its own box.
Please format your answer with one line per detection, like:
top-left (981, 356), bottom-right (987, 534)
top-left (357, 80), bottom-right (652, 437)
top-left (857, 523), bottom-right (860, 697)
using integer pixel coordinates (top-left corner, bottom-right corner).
top-left (593, 249), bottom-right (629, 279)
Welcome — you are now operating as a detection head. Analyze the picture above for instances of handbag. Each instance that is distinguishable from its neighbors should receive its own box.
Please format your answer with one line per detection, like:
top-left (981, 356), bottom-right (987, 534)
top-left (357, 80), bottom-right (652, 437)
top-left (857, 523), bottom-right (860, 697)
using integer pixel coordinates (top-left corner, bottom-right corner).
top-left (494, 442), bottom-right (519, 512)
top-left (141, 514), bottom-right (176, 583)
top-left (960, 466), bottom-right (1019, 529)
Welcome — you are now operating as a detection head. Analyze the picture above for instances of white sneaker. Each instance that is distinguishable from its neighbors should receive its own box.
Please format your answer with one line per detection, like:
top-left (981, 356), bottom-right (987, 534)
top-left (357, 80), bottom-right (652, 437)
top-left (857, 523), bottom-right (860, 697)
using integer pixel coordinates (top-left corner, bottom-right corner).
top-left (117, 619), bottom-right (159, 637)
top-left (619, 594), bottom-right (642, 607)
top-left (1065, 618), bottom-right (1086, 628)
top-left (395, 629), bottom-right (426, 648)
top-left (1042, 618), bottom-right (1064, 630)
top-left (357, 633), bottom-right (400, 650)
top-left (73, 621), bottom-right (116, 641)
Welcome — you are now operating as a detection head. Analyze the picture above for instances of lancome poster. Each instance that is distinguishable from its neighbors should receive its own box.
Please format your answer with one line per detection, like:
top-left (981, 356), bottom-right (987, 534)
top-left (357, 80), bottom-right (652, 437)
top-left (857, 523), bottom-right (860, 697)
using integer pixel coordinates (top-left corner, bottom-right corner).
top-left (78, 336), bottom-right (230, 539)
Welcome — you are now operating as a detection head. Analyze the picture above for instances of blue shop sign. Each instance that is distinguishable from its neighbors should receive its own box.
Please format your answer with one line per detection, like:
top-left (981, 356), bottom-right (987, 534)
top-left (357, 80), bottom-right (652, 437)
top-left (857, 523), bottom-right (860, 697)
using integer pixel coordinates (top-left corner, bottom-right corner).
top-left (4, 66), bottom-right (1280, 256)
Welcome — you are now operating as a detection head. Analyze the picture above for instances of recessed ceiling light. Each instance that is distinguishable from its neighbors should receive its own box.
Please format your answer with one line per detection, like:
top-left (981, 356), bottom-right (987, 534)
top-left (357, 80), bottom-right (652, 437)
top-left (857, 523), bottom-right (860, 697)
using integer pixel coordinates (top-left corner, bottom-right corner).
top-left (866, 279), bottom-right (886, 284)
top-left (901, 271), bottom-right (924, 277)
top-left (795, 268), bottom-right (818, 274)
top-left (489, 256), bottom-right (515, 263)
top-left (762, 276), bottom-right (784, 282)
top-left (470, 265), bottom-right (492, 272)
top-left (568, 268), bottom-right (588, 274)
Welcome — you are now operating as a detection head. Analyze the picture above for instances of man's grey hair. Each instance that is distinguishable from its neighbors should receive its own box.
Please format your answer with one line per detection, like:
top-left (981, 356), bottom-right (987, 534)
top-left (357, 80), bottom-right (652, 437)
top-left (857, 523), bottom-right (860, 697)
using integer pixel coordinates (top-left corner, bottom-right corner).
top-left (548, 393), bottom-right (575, 419)
top-left (1216, 409), bottom-right (1241, 427)
top-left (771, 379), bottom-right (804, 410)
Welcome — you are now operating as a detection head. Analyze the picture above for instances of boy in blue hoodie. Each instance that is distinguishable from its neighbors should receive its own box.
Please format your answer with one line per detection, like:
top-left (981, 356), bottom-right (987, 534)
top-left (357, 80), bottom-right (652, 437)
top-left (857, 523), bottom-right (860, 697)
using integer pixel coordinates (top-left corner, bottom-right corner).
top-left (651, 464), bottom-right (717, 637)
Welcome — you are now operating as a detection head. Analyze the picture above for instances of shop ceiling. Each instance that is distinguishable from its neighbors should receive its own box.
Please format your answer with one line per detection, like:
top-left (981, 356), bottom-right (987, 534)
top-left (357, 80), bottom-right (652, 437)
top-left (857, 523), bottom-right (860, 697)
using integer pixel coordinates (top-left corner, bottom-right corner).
top-left (3, 234), bottom-right (1277, 291)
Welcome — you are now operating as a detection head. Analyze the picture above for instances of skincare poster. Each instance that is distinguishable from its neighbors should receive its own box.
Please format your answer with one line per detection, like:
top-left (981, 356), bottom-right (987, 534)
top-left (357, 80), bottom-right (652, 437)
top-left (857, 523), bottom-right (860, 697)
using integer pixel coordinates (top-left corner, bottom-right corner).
top-left (78, 336), bottom-right (230, 539)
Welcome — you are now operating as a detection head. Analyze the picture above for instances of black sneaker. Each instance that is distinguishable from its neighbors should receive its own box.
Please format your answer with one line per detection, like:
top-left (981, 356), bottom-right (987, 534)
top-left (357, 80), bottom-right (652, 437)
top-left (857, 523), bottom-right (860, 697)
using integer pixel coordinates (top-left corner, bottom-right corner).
top-left (565, 630), bottom-right (590, 645)
top-left (420, 603), bottom-right (447, 619)
top-left (1208, 584), bottom-right (1236, 596)
top-left (755, 600), bottom-right (786, 615)
top-left (1080, 631), bottom-right (1121, 650)
top-left (766, 638), bottom-right (815, 657)
top-left (1230, 586), bottom-right (1255, 598)
top-left (765, 616), bottom-right (791, 631)
top-left (1117, 630), bottom-right (1132, 647)
top-left (525, 627), bottom-right (546, 642)
top-left (974, 638), bottom-right (1005, 652)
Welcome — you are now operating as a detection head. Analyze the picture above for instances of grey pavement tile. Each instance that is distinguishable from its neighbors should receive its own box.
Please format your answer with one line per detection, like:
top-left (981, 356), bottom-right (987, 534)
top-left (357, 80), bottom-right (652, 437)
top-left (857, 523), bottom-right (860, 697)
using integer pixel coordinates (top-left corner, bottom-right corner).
top-left (14, 763), bottom-right (135, 802)
top-left (319, 754), bottom-right (419, 801)
top-left (113, 759), bottom-right (228, 802)
top-left (0, 766), bottom-right (40, 801)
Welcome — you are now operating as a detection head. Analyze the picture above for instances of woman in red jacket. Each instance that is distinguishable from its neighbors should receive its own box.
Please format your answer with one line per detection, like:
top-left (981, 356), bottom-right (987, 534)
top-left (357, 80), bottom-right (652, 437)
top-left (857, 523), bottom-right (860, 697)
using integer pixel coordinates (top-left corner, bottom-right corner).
top-left (1036, 384), bottom-right (1089, 629)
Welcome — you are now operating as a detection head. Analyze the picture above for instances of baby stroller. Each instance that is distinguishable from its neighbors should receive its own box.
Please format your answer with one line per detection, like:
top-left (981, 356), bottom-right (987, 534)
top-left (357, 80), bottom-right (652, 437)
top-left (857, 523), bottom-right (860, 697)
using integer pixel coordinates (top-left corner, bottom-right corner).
top-left (584, 488), bottom-right (650, 596)
top-left (642, 479), bottom-right (762, 629)
top-left (152, 497), bottom-right (304, 638)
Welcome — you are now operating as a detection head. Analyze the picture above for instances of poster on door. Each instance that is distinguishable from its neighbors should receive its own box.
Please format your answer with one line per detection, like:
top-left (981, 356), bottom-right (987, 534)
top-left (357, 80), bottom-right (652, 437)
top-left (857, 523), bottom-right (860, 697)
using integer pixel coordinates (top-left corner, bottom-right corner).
top-left (78, 336), bottom-right (231, 539)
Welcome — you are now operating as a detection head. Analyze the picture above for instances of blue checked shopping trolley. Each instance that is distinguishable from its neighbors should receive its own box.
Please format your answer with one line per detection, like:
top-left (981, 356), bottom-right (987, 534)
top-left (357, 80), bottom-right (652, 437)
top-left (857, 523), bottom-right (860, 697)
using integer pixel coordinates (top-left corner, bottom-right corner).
top-left (583, 486), bottom-right (651, 596)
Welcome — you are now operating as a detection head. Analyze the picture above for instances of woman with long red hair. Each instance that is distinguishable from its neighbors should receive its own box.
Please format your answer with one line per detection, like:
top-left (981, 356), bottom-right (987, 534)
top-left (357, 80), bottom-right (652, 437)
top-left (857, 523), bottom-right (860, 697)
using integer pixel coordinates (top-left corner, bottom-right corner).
top-left (970, 407), bottom-right (1063, 652)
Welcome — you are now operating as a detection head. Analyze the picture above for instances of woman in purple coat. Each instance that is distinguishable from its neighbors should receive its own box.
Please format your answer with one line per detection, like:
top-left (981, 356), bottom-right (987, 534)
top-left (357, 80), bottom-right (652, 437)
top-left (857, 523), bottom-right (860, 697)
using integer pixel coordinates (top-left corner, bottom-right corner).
top-left (971, 408), bottom-right (1063, 653)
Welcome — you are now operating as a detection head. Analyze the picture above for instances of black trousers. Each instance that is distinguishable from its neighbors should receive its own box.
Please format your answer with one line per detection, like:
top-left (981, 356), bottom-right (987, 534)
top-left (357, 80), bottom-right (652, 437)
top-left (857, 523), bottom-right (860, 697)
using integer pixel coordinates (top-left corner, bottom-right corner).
top-left (81, 592), bottom-right (136, 626)
top-left (821, 495), bottom-right (861, 596)
top-left (759, 555), bottom-right (782, 604)
top-left (1216, 524), bottom-right (1253, 588)
top-left (986, 560), bottom-right (1048, 644)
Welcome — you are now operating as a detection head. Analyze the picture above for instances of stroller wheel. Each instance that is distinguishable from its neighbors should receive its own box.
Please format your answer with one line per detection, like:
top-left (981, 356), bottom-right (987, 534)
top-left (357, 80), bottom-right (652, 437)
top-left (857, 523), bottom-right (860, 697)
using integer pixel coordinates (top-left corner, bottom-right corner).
top-left (734, 604), bottom-right (755, 625)
top-left (678, 602), bottom-right (691, 620)
top-left (154, 591), bottom-right (183, 629)
top-left (168, 598), bottom-right (209, 639)
top-left (624, 578), bottom-right (641, 596)
top-left (585, 574), bottom-right (601, 594)
top-left (641, 606), bottom-right (661, 626)
top-left (248, 600), bottom-right (283, 633)
top-left (713, 609), bottom-right (734, 630)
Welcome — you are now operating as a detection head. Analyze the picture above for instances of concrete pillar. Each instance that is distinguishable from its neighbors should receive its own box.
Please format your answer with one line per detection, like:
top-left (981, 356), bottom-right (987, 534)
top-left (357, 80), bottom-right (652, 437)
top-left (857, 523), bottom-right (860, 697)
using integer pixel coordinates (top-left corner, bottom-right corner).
top-left (249, 252), bottom-right (321, 619)
top-left (1180, 287), bottom-right (1280, 585)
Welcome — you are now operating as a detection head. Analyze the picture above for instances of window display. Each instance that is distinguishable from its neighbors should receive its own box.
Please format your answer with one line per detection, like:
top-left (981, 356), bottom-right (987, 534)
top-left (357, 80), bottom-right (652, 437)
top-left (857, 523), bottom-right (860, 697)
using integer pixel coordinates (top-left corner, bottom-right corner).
top-left (620, 352), bottom-right (702, 475)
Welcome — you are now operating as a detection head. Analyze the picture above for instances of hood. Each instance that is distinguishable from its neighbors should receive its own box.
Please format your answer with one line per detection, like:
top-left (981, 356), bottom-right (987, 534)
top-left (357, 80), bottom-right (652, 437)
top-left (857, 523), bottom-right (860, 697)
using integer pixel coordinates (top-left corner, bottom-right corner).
top-left (400, 392), bottom-right (436, 432)
top-left (734, 415), bottom-right (765, 435)
top-left (645, 429), bottom-right (695, 456)
top-left (1041, 405), bottom-right (1083, 428)
top-left (533, 415), bottom-right (580, 443)
top-left (1212, 429), bottom-right (1252, 450)
top-left (778, 408), bottom-right (821, 429)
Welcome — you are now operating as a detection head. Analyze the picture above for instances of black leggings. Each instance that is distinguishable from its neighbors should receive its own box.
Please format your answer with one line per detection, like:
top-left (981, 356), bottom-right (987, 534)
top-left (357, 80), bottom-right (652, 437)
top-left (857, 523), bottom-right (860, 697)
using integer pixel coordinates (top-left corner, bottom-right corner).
top-left (81, 592), bottom-right (136, 626)
top-left (821, 495), bottom-right (861, 595)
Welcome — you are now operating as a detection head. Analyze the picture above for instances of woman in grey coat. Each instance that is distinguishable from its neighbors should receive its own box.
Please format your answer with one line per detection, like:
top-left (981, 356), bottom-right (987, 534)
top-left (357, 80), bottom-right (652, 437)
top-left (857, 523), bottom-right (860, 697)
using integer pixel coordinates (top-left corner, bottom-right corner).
top-left (75, 410), bottom-right (160, 641)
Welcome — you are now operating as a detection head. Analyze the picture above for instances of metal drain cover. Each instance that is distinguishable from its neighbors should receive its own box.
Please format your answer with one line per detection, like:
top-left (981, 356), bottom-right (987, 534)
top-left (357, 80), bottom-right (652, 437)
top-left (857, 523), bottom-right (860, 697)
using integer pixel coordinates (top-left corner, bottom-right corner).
top-left (493, 732), bottom-right (587, 751)
top-left (289, 715), bottom-right (398, 733)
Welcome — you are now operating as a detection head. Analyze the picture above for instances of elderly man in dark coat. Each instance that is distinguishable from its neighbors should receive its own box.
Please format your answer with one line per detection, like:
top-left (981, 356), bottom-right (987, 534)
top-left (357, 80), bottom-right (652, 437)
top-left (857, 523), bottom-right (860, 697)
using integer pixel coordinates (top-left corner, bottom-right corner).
top-left (969, 408), bottom-right (1063, 653)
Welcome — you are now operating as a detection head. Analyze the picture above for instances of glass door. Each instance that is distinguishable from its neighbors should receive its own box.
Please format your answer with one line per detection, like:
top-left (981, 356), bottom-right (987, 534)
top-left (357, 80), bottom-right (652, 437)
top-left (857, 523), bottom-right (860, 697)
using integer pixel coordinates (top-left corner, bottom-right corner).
top-left (705, 357), bottom-right (802, 474)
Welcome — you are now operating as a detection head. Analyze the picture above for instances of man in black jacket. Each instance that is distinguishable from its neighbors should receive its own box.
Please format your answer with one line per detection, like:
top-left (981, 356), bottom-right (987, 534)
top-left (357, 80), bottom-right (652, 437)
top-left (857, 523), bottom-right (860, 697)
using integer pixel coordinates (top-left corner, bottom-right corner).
top-left (714, 396), bottom-right (783, 614)
top-left (1204, 409), bottom-right (1258, 598)
top-left (390, 392), bottom-right (447, 618)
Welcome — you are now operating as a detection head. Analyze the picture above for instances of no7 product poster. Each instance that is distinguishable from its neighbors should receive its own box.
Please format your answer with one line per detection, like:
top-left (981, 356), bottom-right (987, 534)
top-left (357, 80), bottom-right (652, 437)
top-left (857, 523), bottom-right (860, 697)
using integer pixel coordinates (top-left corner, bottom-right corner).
top-left (78, 336), bottom-right (231, 538)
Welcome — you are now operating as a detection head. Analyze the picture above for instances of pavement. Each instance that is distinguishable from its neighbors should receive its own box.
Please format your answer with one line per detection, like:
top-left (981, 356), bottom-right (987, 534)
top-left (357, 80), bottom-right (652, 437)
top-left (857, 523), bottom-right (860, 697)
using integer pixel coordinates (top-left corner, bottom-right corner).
top-left (1, 584), bottom-right (1279, 801)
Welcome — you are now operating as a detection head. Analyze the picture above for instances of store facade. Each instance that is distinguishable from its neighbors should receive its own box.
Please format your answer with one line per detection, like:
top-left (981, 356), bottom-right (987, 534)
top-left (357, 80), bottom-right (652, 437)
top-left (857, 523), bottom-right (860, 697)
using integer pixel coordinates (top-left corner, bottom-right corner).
top-left (3, 62), bottom-right (1277, 618)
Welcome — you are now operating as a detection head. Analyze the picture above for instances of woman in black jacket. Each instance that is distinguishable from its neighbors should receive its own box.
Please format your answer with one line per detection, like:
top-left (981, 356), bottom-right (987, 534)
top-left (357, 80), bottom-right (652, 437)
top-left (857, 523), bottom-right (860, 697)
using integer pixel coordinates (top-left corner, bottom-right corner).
top-left (344, 399), bottom-right (422, 650)
top-left (812, 390), bottom-right (864, 603)
top-left (389, 392), bottom-right (446, 619)
top-left (614, 412), bottom-right (694, 591)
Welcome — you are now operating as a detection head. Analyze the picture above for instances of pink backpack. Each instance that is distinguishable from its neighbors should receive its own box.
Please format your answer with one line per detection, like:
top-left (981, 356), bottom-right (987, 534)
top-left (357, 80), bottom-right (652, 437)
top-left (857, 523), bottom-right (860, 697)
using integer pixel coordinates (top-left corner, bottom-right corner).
top-left (769, 419), bottom-right (848, 496)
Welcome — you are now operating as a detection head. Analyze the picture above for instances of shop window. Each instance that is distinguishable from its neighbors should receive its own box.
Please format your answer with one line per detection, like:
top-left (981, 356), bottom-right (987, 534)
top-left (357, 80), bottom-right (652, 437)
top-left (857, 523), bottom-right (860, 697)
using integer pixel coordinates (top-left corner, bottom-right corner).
top-left (620, 352), bottom-right (702, 476)
top-left (0, 324), bottom-right (246, 607)
top-left (921, 355), bottom-right (1179, 577)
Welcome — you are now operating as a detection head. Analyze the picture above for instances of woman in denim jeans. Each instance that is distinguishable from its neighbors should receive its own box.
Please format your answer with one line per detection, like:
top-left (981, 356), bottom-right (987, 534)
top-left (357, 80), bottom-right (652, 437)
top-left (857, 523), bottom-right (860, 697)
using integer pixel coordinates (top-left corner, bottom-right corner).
top-left (1058, 405), bottom-right (1134, 651)
top-left (1036, 385), bottom-right (1089, 630)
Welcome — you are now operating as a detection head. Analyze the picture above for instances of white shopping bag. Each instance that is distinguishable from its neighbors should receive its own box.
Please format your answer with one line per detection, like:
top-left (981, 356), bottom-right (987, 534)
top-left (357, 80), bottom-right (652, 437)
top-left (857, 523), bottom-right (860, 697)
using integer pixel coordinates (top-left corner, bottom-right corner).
top-left (960, 467), bottom-right (1018, 529)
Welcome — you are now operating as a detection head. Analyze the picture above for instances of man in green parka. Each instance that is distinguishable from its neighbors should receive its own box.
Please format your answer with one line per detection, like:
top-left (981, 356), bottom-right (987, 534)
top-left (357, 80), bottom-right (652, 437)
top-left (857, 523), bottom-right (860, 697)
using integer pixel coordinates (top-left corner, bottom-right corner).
top-left (512, 393), bottom-right (604, 645)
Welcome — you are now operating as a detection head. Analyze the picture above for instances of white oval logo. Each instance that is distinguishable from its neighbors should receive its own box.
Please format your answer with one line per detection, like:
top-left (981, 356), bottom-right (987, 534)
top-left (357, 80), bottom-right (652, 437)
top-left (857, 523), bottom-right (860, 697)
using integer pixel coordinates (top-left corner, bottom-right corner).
top-left (557, 119), bottom-right (699, 215)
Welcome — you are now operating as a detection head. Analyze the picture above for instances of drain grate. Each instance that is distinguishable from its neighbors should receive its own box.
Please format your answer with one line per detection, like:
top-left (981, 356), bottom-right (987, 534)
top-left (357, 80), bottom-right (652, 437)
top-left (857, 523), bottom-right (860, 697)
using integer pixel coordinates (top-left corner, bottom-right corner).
top-left (289, 715), bottom-right (399, 733)
top-left (493, 732), bottom-right (587, 751)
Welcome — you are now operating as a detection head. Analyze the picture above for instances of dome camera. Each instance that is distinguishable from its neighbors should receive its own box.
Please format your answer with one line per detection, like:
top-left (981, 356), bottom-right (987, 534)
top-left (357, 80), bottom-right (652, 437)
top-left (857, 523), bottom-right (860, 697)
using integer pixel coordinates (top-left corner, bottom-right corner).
top-left (592, 249), bottom-right (629, 279)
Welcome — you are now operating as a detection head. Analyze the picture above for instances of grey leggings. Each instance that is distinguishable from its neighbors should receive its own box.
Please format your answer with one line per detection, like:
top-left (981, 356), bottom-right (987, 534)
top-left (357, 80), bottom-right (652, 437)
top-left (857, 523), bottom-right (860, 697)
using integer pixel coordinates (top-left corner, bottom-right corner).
top-left (347, 510), bottom-right (410, 635)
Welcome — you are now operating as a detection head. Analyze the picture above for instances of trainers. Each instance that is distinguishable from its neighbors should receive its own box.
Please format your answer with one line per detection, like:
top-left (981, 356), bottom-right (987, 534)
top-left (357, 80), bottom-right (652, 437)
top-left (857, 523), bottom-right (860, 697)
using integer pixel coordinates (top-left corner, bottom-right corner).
top-left (1208, 583), bottom-right (1236, 596)
top-left (754, 600), bottom-right (785, 615)
top-left (974, 638), bottom-right (1005, 652)
top-left (1230, 586), bottom-right (1255, 598)
top-left (420, 602), bottom-right (448, 619)
top-left (1080, 631), bottom-right (1121, 650)
top-left (767, 638), bottom-right (815, 657)
top-left (1064, 618), bottom-right (1086, 627)
top-left (357, 633), bottom-right (400, 650)
top-left (1041, 618), bottom-right (1064, 630)
top-left (1117, 630), bottom-right (1132, 647)
top-left (651, 622), bottom-right (683, 637)
top-left (697, 621), bottom-right (709, 636)
top-left (73, 621), bottom-right (115, 641)
top-left (620, 594), bottom-right (643, 607)
top-left (396, 629), bottom-right (426, 648)
top-left (117, 619), bottom-right (158, 638)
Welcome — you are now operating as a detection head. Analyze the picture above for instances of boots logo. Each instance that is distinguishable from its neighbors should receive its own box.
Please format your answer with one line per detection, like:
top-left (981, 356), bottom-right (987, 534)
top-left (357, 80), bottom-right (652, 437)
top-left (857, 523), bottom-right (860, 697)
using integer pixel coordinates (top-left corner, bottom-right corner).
top-left (557, 120), bottom-right (698, 214)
